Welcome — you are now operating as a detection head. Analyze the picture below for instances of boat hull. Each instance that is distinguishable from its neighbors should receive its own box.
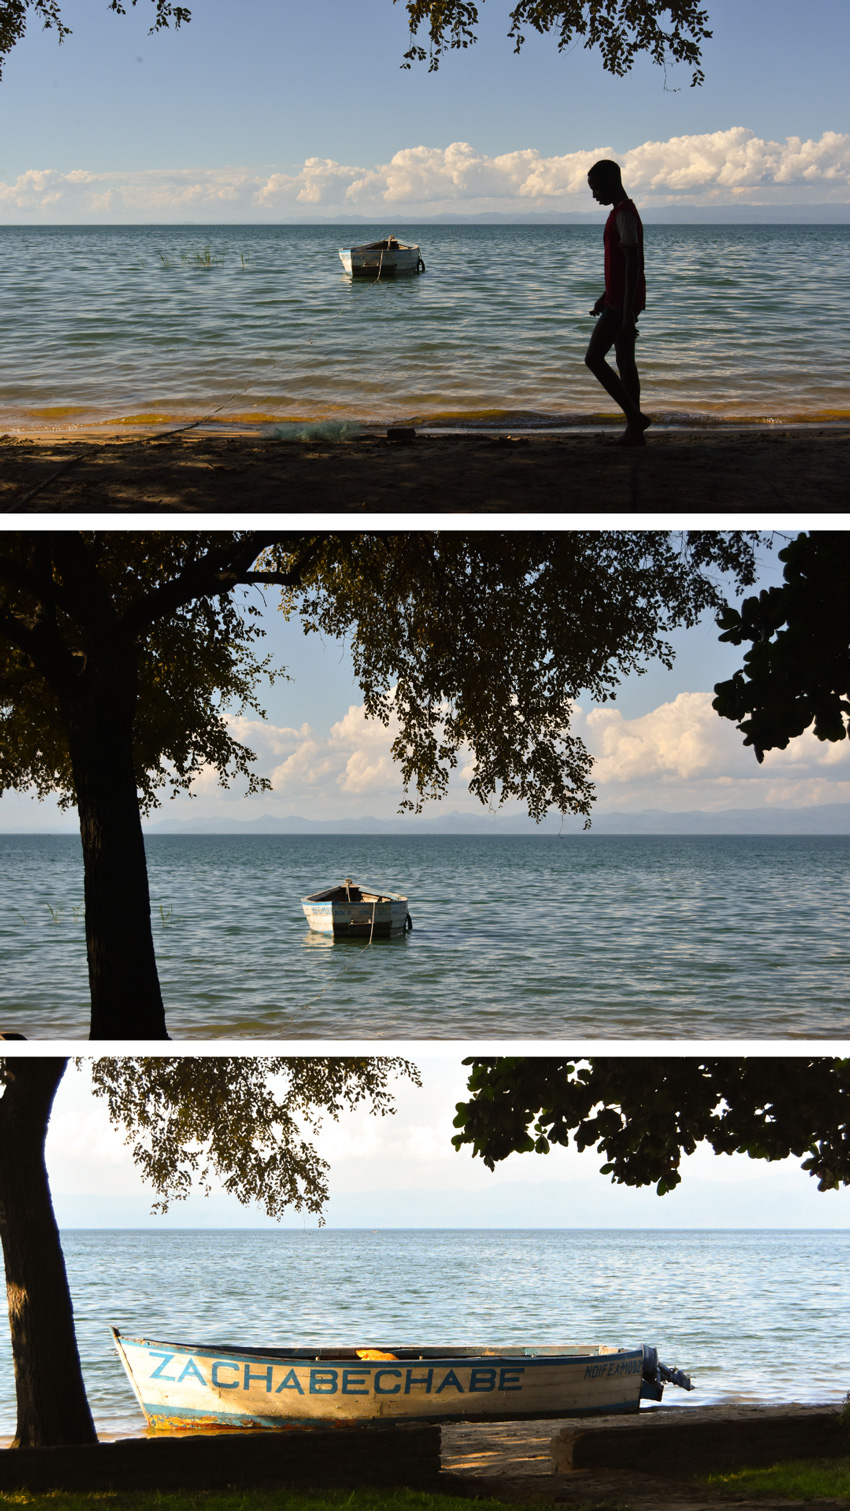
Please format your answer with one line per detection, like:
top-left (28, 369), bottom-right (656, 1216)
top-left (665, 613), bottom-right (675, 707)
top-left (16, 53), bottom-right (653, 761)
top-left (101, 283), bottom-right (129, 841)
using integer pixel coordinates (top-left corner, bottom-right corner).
top-left (113, 1333), bottom-right (649, 1430)
top-left (302, 898), bottom-right (409, 938)
top-left (339, 247), bottom-right (422, 277)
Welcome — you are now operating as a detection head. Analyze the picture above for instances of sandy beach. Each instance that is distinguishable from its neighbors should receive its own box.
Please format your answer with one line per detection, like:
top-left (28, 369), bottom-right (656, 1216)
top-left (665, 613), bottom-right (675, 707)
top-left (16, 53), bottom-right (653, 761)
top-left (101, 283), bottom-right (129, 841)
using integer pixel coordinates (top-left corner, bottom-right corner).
top-left (2, 425), bottom-right (847, 513)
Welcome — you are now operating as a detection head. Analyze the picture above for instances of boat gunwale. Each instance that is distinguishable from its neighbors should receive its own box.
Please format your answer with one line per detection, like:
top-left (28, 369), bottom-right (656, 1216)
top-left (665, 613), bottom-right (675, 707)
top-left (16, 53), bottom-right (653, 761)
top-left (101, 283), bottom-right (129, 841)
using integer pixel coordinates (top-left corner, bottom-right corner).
top-left (112, 1330), bottom-right (637, 1367)
top-left (340, 240), bottom-right (419, 255)
top-left (301, 884), bottom-right (407, 905)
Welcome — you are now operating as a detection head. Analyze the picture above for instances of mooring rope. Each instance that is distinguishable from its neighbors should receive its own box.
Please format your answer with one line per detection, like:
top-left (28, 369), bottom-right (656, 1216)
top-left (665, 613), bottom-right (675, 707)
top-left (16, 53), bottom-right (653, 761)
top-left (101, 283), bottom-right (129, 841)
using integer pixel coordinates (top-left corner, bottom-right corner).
top-left (298, 897), bottom-right (379, 1012)
top-left (5, 385), bottom-right (254, 512)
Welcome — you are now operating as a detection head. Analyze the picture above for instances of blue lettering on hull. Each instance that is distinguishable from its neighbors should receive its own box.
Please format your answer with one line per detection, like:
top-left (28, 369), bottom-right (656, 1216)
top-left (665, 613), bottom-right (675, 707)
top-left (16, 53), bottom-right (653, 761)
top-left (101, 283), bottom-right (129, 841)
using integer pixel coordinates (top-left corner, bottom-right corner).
top-left (143, 1350), bottom-right (531, 1399)
top-left (584, 1358), bottom-right (641, 1379)
top-left (132, 1342), bottom-right (643, 1418)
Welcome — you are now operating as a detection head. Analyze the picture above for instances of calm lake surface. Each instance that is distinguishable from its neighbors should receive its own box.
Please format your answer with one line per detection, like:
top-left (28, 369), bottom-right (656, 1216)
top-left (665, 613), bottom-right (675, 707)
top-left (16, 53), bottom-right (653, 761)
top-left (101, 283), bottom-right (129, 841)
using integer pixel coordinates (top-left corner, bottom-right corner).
top-left (0, 1228), bottom-right (846, 1438)
top-left (1, 223), bottom-right (848, 431)
top-left (1, 833), bottom-right (848, 1039)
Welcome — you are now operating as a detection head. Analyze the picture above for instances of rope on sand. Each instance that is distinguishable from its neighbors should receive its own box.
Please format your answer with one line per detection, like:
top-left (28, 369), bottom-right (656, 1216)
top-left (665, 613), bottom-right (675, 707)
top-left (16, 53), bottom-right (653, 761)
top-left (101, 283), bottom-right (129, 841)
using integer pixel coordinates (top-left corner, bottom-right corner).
top-left (4, 387), bottom-right (252, 512)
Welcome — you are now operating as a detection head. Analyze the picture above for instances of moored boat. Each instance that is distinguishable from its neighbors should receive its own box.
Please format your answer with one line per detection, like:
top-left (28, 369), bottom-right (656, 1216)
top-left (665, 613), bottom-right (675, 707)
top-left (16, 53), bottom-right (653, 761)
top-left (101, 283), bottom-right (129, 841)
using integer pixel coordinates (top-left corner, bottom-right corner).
top-left (339, 237), bottom-right (425, 277)
top-left (112, 1331), bottom-right (693, 1431)
top-left (301, 879), bottom-right (410, 938)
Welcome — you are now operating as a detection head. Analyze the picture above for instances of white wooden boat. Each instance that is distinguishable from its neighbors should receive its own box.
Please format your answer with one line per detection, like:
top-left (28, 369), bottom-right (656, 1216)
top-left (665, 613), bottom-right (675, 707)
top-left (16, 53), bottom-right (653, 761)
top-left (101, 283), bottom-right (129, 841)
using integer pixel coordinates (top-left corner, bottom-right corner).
top-left (339, 237), bottom-right (425, 276)
top-left (301, 879), bottom-right (410, 938)
top-left (112, 1330), bottom-right (692, 1431)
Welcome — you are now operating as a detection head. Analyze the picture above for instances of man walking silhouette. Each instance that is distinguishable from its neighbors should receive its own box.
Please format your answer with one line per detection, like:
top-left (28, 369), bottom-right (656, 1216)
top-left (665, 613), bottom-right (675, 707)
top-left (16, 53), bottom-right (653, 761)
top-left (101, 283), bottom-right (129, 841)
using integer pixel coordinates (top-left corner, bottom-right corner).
top-left (585, 159), bottom-right (651, 447)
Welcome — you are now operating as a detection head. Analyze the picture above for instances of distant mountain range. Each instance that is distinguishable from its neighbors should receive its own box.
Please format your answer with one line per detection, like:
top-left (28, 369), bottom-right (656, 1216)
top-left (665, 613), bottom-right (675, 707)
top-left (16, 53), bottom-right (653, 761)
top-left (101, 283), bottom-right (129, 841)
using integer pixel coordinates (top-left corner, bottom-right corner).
top-left (291, 207), bottom-right (850, 225)
top-left (140, 804), bottom-right (850, 836)
top-left (6, 804), bottom-right (848, 837)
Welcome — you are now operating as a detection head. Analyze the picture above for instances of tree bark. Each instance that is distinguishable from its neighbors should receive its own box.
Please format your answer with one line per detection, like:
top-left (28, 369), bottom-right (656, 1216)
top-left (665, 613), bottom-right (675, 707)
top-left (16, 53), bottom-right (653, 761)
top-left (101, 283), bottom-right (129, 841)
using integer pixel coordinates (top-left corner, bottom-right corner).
top-left (0, 1059), bottom-right (98, 1447)
top-left (64, 664), bottom-right (168, 1040)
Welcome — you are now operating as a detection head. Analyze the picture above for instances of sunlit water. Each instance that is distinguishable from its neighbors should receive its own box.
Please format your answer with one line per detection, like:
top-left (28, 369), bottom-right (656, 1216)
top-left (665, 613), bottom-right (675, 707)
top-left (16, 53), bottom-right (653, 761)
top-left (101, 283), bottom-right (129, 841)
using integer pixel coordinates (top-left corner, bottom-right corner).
top-left (1, 834), bottom-right (848, 1039)
top-left (0, 1228), bottom-right (846, 1438)
top-left (1, 224), bottom-right (848, 431)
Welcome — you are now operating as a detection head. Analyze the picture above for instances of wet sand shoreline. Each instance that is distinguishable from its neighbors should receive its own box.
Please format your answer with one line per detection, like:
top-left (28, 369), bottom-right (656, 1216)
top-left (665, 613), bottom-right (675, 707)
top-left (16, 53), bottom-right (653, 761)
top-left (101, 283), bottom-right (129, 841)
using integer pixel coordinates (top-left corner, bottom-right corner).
top-left (2, 425), bottom-right (848, 512)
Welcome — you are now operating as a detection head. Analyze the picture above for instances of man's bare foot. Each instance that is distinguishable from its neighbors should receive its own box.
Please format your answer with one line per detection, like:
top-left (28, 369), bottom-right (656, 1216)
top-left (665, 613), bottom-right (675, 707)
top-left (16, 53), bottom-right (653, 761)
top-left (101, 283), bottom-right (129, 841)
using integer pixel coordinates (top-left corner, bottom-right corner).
top-left (617, 413), bottom-right (652, 446)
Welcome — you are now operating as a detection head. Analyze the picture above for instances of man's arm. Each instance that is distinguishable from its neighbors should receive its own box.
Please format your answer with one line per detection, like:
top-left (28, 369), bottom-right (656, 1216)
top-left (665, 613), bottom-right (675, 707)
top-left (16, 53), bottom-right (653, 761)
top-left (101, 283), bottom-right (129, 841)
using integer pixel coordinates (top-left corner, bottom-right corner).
top-left (621, 245), bottom-right (640, 328)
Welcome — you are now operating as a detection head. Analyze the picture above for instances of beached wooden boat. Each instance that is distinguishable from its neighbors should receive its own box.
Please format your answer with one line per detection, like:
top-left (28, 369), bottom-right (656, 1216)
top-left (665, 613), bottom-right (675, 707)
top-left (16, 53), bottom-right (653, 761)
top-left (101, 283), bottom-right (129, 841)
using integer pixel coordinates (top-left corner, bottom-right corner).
top-left (301, 879), bottom-right (410, 938)
top-left (339, 237), bottom-right (425, 276)
top-left (112, 1331), bottom-right (692, 1431)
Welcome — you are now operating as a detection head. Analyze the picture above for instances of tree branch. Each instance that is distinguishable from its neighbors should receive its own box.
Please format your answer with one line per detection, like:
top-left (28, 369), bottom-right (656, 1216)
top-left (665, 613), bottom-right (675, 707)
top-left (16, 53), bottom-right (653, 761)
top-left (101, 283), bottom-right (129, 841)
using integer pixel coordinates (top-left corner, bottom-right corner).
top-left (121, 533), bottom-right (328, 639)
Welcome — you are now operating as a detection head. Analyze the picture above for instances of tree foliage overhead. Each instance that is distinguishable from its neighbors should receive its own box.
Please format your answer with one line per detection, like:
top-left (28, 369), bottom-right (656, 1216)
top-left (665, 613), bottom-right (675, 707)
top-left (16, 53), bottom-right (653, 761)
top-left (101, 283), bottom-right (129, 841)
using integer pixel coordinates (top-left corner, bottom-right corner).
top-left (87, 1055), bottom-right (420, 1219)
top-left (0, 531), bottom-right (318, 813)
top-left (712, 531), bottom-right (850, 764)
top-left (452, 1057), bottom-right (850, 1194)
top-left (0, 530), bottom-right (762, 823)
top-left (3, 1), bottom-right (714, 85)
top-left (398, 0), bottom-right (712, 83)
top-left (0, 0), bottom-right (189, 77)
top-left (287, 530), bottom-right (762, 822)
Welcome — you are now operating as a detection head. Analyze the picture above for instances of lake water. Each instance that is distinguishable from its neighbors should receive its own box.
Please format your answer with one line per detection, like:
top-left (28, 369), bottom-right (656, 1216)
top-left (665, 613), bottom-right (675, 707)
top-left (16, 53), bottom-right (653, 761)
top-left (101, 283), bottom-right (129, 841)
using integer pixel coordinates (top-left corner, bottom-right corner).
top-left (1, 1228), bottom-right (846, 1439)
top-left (1, 223), bottom-right (848, 433)
top-left (1, 833), bottom-right (848, 1040)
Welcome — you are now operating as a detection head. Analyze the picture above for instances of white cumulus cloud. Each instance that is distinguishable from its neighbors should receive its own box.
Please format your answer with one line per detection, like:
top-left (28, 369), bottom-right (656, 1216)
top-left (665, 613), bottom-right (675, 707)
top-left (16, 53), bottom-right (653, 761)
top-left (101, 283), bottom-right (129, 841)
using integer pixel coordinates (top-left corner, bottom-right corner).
top-left (3, 129), bottom-right (848, 221)
top-left (585, 691), bottom-right (740, 783)
top-left (225, 703), bottom-right (406, 808)
top-left (176, 692), bottom-right (850, 824)
top-left (572, 691), bottom-right (850, 812)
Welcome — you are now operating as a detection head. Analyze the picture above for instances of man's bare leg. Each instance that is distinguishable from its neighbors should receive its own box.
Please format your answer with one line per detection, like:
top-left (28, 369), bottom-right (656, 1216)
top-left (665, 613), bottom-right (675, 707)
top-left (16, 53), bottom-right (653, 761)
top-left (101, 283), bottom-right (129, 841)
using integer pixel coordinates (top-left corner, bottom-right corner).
top-left (585, 315), bottom-right (651, 446)
top-left (612, 331), bottom-right (651, 447)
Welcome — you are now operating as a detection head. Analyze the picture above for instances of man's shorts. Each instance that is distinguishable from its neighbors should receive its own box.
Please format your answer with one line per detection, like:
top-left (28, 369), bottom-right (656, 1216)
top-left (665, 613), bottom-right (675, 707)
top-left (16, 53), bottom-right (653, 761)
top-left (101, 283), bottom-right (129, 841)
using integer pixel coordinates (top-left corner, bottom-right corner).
top-left (595, 306), bottom-right (640, 338)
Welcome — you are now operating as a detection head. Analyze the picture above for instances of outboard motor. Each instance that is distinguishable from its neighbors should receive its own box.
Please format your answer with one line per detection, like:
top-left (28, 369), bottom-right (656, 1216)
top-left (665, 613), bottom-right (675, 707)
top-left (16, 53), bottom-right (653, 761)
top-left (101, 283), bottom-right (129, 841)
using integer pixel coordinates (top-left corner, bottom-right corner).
top-left (639, 1343), bottom-right (694, 1401)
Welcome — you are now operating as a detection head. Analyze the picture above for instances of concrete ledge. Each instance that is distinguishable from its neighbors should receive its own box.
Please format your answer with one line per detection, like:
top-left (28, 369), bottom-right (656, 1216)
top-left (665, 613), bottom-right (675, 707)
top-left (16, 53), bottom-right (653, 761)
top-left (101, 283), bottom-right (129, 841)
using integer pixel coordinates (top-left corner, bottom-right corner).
top-left (551, 1404), bottom-right (849, 1477)
top-left (0, 1423), bottom-right (442, 1492)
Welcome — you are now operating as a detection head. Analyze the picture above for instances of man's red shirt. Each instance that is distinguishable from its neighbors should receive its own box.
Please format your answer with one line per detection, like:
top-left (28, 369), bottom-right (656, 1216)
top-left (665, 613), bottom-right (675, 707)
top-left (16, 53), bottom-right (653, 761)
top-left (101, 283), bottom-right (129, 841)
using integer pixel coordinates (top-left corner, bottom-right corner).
top-left (604, 199), bottom-right (646, 313)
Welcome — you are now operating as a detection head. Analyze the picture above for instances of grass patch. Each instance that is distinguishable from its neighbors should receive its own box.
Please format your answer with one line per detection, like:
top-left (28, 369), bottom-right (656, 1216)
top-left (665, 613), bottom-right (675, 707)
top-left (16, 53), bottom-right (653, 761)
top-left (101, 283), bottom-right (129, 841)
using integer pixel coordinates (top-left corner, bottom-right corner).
top-left (158, 247), bottom-right (229, 269)
top-left (0, 1489), bottom-right (511, 1511)
top-left (703, 1454), bottom-right (850, 1498)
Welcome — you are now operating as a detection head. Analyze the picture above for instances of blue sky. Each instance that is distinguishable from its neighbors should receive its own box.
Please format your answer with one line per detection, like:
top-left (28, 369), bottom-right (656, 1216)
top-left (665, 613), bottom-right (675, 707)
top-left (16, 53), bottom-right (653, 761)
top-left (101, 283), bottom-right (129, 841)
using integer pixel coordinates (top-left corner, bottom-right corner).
top-left (3, 530), bottom-right (849, 832)
top-left (2, 0), bottom-right (848, 219)
top-left (44, 1054), bottom-right (850, 1229)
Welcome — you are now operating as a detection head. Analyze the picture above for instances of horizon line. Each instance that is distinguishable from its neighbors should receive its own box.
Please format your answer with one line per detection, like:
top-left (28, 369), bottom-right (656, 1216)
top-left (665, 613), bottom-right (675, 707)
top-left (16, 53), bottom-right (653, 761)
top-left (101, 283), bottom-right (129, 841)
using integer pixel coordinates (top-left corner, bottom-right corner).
top-left (56, 1224), bottom-right (847, 1232)
top-left (3, 827), bottom-right (849, 837)
top-left (2, 217), bottom-right (849, 226)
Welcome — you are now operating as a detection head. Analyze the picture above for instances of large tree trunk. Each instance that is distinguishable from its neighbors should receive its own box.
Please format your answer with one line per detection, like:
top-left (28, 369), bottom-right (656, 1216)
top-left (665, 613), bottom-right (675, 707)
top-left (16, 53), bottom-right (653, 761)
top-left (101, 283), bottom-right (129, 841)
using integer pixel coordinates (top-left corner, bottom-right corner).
top-left (0, 1059), bottom-right (98, 1447)
top-left (64, 668), bottom-right (168, 1041)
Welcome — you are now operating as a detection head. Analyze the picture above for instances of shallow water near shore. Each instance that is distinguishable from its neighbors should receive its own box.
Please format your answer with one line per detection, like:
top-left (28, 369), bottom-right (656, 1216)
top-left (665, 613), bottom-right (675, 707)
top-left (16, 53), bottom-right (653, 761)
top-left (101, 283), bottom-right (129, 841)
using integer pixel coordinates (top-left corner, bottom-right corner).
top-left (0, 1228), bottom-right (846, 1438)
top-left (1, 833), bottom-right (848, 1039)
top-left (1, 223), bottom-right (848, 432)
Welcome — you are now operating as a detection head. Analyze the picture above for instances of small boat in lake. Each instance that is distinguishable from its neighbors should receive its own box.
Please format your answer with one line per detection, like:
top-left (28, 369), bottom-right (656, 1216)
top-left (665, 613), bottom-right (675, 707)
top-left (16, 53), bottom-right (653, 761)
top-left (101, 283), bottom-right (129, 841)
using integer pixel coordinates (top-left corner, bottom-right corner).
top-left (112, 1330), bottom-right (692, 1431)
top-left (339, 236), bottom-right (425, 277)
top-left (301, 879), bottom-right (411, 939)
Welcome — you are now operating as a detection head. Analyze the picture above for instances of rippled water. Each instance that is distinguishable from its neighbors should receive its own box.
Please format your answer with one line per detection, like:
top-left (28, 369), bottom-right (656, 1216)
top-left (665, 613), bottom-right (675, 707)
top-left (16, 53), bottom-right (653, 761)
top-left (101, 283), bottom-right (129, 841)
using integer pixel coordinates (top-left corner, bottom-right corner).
top-left (1, 1228), bottom-right (846, 1438)
top-left (2, 833), bottom-right (848, 1039)
top-left (0, 223), bottom-right (847, 430)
